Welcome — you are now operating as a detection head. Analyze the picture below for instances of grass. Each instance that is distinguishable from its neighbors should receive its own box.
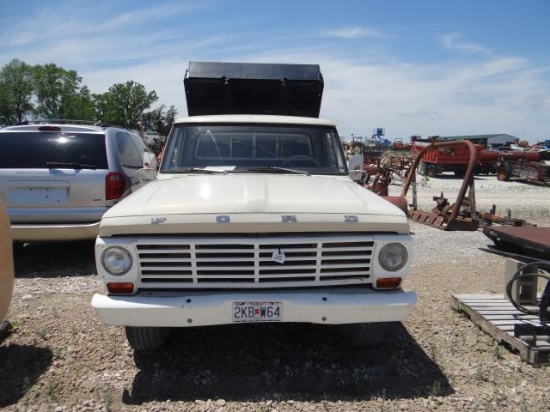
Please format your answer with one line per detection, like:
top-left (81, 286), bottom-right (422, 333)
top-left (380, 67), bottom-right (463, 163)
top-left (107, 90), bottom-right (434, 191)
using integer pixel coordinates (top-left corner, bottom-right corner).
top-left (45, 380), bottom-right (59, 400)
top-left (53, 347), bottom-right (64, 359)
top-left (493, 344), bottom-right (505, 360)
top-left (35, 327), bottom-right (48, 340)
top-left (428, 380), bottom-right (443, 397)
top-left (101, 388), bottom-right (113, 410)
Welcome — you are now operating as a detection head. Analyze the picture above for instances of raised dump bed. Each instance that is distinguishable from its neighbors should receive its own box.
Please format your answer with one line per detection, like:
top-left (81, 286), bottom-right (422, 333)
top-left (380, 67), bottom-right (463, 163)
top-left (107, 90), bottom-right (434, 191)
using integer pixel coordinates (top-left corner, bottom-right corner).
top-left (184, 61), bottom-right (324, 118)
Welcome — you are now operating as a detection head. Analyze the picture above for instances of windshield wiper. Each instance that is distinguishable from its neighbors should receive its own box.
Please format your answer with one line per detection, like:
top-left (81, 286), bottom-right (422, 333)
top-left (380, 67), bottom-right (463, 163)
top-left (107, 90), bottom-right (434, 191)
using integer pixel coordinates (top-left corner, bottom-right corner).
top-left (246, 166), bottom-right (310, 176)
top-left (167, 167), bottom-right (228, 174)
top-left (46, 162), bottom-right (96, 170)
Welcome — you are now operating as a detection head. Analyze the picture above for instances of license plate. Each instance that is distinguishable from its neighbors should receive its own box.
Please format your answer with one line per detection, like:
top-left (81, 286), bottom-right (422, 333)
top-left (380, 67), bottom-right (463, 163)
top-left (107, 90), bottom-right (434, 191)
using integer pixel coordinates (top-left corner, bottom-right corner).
top-left (11, 187), bottom-right (68, 204)
top-left (232, 301), bottom-right (282, 323)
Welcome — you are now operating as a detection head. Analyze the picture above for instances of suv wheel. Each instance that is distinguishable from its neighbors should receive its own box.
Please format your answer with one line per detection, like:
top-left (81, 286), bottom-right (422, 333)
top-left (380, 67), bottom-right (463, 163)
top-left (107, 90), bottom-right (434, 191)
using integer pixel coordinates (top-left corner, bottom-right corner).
top-left (125, 326), bottom-right (170, 352)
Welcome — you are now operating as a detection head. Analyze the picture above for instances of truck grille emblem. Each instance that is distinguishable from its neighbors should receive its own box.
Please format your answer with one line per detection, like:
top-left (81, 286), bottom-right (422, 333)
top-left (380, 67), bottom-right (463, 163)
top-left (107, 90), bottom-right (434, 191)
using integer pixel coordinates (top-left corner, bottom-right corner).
top-left (271, 248), bottom-right (286, 264)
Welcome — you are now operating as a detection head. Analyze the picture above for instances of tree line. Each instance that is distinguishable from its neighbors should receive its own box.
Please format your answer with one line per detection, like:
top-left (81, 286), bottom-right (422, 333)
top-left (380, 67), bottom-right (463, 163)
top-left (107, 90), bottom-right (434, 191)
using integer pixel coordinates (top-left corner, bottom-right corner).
top-left (0, 59), bottom-right (177, 136)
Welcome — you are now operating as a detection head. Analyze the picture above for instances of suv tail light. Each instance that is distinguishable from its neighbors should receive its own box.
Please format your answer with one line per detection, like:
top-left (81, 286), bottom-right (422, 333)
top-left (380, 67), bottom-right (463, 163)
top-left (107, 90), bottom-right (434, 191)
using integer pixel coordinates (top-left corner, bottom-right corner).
top-left (106, 172), bottom-right (126, 200)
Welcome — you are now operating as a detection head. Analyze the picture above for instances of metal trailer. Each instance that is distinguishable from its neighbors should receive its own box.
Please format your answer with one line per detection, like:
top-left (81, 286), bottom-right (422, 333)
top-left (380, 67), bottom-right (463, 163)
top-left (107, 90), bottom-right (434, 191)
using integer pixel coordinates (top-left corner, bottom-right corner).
top-left (494, 150), bottom-right (550, 185)
top-left (411, 136), bottom-right (484, 177)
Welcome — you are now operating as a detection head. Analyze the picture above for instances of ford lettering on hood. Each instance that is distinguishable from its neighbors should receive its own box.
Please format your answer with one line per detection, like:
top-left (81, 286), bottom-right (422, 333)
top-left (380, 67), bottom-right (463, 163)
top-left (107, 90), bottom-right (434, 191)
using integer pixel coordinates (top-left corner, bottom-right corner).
top-left (99, 174), bottom-right (410, 236)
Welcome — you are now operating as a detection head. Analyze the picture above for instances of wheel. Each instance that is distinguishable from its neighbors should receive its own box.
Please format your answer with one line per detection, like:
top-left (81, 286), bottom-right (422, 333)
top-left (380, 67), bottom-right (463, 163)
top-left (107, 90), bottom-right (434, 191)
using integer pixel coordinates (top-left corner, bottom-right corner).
top-left (281, 155), bottom-right (320, 167)
top-left (417, 161), bottom-right (427, 175)
top-left (125, 326), bottom-right (171, 352)
top-left (454, 166), bottom-right (466, 178)
top-left (496, 162), bottom-right (512, 181)
top-left (427, 164), bottom-right (437, 177)
top-left (340, 322), bottom-right (394, 347)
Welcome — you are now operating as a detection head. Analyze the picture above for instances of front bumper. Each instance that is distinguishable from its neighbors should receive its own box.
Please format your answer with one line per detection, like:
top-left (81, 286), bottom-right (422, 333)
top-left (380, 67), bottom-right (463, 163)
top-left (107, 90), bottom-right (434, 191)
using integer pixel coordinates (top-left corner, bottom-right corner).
top-left (91, 287), bottom-right (417, 327)
top-left (11, 221), bottom-right (100, 242)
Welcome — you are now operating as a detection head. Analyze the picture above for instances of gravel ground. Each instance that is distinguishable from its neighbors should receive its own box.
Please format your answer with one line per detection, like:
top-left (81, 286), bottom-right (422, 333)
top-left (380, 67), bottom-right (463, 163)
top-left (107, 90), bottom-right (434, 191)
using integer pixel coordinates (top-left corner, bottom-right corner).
top-left (1, 174), bottom-right (550, 412)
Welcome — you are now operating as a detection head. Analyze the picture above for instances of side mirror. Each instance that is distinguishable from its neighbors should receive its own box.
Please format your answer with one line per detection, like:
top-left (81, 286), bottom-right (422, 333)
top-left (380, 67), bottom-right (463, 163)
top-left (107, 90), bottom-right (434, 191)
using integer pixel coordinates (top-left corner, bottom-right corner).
top-left (142, 152), bottom-right (157, 169)
top-left (348, 154), bottom-right (364, 182)
top-left (138, 168), bottom-right (157, 183)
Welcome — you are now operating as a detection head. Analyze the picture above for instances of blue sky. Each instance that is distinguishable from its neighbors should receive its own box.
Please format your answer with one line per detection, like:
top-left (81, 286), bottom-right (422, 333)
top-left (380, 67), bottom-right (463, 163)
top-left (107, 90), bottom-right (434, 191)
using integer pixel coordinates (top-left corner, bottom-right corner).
top-left (1, 0), bottom-right (549, 143)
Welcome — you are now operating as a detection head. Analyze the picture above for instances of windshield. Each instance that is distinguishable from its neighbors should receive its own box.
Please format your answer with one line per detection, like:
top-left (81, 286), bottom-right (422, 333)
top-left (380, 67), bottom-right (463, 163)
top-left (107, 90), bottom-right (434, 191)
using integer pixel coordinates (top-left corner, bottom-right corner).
top-left (160, 124), bottom-right (348, 175)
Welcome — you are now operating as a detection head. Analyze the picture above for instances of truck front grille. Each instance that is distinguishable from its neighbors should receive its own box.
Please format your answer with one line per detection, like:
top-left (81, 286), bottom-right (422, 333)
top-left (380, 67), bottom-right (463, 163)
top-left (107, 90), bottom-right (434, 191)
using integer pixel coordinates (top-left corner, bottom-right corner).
top-left (135, 235), bottom-right (374, 288)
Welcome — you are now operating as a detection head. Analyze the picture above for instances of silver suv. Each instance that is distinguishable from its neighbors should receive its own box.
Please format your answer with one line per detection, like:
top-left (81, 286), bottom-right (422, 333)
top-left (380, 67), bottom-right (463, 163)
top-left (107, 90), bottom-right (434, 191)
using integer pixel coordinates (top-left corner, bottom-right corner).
top-left (0, 122), bottom-right (157, 243)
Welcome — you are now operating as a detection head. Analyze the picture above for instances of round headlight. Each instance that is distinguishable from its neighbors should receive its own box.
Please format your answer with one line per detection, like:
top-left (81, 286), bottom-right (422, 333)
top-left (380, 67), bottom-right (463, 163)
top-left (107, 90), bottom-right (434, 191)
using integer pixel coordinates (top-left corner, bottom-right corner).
top-left (378, 243), bottom-right (408, 272)
top-left (101, 247), bottom-right (132, 276)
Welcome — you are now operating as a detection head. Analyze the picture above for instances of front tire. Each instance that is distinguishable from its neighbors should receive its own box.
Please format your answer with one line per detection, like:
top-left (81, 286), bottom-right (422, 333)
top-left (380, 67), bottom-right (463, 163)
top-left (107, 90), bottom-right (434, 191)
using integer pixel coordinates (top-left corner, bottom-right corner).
top-left (496, 162), bottom-right (512, 181)
top-left (417, 161), bottom-right (427, 176)
top-left (427, 164), bottom-right (437, 177)
top-left (340, 322), bottom-right (395, 347)
top-left (125, 326), bottom-right (170, 352)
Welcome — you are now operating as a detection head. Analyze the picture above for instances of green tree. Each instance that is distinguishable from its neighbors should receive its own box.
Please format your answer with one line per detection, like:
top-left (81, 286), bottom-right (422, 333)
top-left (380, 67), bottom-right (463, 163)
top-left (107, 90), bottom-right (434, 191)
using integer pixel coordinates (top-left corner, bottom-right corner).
top-left (92, 92), bottom-right (110, 124)
top-left (142, 104), bottom-right (178, 137)
top-left (0, 59), bottom-right (35, 124)
top-left (63, 85), bottom-right (96, 121)
top-left (33, 63), bottom-right (83, 119)
top-left (101, 81), bottom-right (158, 129)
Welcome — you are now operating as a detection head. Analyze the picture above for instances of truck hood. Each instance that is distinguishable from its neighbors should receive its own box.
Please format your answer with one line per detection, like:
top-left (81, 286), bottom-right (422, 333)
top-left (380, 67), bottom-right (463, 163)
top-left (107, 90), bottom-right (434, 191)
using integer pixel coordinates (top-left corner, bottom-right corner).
top-left (100, 174), bottom-right (410, 235)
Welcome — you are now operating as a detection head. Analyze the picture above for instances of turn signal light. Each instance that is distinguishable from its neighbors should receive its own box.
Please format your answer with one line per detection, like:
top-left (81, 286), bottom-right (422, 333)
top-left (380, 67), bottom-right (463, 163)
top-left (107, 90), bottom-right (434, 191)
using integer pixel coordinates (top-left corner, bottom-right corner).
top-left (376, 277), bottom-right (402, 289)
top-left (107, 282), bottom-right (134, 294)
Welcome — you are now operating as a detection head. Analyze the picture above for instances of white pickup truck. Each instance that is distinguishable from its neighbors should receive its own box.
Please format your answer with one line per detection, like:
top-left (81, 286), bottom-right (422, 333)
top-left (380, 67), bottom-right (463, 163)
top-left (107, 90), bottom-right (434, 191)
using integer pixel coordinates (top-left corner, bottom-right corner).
top-left (91, 62), bottom-right (416, 352)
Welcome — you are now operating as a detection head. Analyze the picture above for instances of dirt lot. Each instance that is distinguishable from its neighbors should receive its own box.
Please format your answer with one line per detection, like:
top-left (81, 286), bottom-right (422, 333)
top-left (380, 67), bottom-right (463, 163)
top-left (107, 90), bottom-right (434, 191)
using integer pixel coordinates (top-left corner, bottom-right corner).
top-left (1, 175), bottom-right (550, 411)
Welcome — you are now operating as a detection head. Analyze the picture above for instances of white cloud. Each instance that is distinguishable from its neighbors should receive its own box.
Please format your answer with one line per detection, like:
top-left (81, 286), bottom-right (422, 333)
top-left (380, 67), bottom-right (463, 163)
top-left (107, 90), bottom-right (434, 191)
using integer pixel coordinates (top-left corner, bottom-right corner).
top-left (440, 33), bottom-right (490, 55)
top-left (321, 27), bottom-right (386, 39)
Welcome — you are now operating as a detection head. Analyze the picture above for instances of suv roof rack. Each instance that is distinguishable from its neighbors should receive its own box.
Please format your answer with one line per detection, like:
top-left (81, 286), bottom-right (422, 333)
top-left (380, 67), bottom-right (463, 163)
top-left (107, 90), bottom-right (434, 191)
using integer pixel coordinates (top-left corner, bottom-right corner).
top-left (15, 119), bottom-right (133, 129)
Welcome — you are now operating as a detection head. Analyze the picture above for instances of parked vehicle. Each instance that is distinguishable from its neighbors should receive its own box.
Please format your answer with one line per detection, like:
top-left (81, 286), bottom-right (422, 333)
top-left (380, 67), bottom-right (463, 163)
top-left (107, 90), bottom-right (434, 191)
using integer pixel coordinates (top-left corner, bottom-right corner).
top-left (495, 150), bottom-right (550, 184)
top-left (92, 62), bottom-right (416, 354)
top-left (133, 127), bottom-right (165, 154)
top-left (0, 122), bottom-right (157, 243)
top-left (0, 200), bottom-right (14, 336)
top-left (411, 135), bottom-right (484, 177)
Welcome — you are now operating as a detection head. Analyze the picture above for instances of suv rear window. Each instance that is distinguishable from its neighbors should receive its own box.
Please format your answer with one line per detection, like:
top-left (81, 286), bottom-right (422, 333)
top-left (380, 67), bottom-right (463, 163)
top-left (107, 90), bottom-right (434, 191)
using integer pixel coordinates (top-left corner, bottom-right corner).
top-left (0, 132), bottom-right (108, 169)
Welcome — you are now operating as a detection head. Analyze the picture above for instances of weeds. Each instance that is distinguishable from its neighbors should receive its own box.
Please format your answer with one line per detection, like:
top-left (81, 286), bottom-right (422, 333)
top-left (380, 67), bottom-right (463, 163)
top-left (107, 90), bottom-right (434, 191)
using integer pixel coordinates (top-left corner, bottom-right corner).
top-left (429, 380), bottom-right (443, 397)
top-left (493, 344), bottom-right (505, 360)
top-left (102, 388), bottom-right (113, 410)
top-left (474, 366), bottom-right (486, 382)
top-left (36, 327), bottom-right (48, 340)
top-left (45, 380), bottom-right (59, 400)
top-left (53, 347), bottom-right (64, 359)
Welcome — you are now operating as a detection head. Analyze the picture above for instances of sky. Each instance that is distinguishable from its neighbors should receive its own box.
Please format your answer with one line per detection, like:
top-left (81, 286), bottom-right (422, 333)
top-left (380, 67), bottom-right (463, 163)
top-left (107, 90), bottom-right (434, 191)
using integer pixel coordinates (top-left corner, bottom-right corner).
top-left (1, 0), bottom-right (549, 144)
